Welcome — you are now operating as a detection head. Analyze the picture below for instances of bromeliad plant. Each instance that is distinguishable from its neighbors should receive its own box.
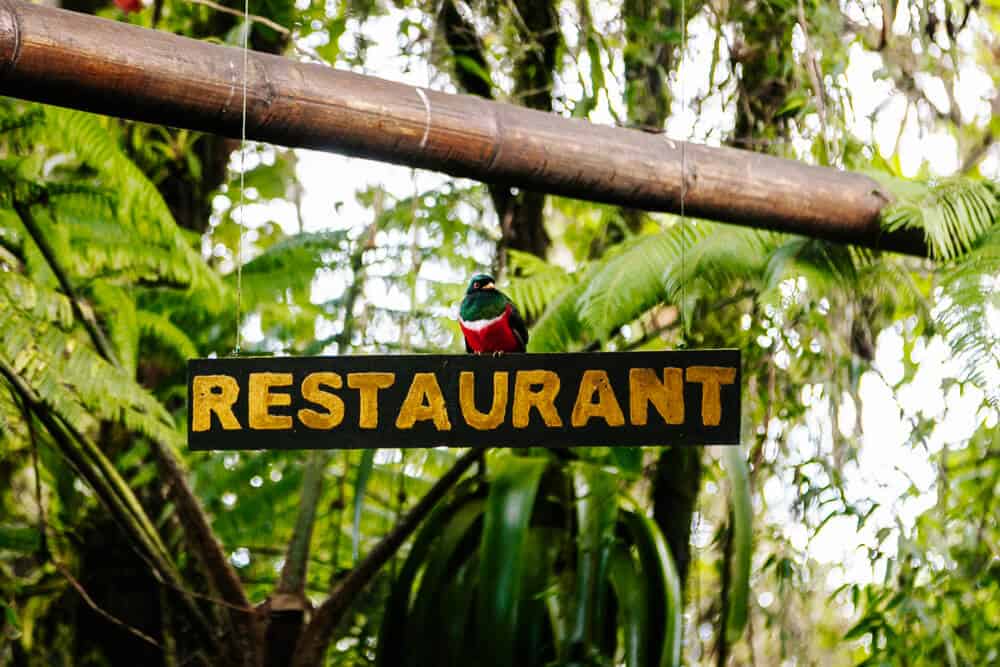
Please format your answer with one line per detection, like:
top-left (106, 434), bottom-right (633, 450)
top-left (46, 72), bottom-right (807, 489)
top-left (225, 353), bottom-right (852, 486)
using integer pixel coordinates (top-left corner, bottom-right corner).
top-left (377, 449), bottom-right (752, 667)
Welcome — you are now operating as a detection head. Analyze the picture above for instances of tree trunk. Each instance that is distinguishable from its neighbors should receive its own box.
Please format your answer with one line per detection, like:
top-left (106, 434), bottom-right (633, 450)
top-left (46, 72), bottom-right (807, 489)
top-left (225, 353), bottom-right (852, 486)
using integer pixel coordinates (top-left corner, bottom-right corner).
top-left (438, 0), bottom-right (557, 267)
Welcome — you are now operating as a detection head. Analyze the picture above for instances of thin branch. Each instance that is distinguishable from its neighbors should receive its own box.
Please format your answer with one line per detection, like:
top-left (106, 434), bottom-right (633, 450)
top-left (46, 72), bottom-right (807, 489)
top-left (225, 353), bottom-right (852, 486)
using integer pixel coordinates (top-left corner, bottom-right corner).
top-left (54, 560), bottom-right (162, 648)
top-left (14, 202), bottom-right (120, 367)
top-left (0, 358), bottom-right (214, 643)
top-left (291, 448), bottom-right (481, 667)
top-left (275, 450), bottom-right (331, 596)
top-left (186, 0), bottom-right (290, 36)
top-left (797, 0), bottom-right (830, 156)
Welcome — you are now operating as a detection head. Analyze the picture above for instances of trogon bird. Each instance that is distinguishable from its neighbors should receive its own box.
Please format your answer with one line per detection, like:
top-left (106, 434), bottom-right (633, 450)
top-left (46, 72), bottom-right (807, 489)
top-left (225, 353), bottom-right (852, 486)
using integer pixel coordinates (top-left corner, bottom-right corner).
top-left (458, 274), bottom-right (529, 353)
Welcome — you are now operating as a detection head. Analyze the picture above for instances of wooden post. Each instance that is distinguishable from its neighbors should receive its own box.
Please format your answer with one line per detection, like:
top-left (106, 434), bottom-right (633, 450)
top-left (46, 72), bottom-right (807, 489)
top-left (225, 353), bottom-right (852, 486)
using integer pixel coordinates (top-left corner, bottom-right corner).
top-left (0, 0), bottom-right (925, 255)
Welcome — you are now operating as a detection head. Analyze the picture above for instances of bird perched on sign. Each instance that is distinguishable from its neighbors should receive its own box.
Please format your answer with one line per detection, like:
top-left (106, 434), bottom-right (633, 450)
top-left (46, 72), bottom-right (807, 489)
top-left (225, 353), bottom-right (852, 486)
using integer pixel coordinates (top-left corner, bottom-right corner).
top-left (459, 274), bottom-right (529, 354)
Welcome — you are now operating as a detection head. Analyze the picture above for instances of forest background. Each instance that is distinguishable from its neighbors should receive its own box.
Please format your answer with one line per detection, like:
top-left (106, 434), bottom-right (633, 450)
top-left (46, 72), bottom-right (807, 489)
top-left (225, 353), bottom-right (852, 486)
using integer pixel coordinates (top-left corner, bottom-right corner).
top-left (1, 0), bottom-right (998, 665)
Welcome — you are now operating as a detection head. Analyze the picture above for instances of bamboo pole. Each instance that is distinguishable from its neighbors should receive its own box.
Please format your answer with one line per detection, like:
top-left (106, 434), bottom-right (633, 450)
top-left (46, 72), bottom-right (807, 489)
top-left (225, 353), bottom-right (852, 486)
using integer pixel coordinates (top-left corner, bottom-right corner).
top-left (0, 0), bottom-right (926, 255)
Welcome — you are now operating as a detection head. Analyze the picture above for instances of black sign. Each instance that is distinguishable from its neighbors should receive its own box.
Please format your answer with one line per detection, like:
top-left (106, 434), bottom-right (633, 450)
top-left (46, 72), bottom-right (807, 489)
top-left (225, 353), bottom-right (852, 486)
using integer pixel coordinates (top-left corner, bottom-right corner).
top-left (187, 350), bottom-right (740, 450)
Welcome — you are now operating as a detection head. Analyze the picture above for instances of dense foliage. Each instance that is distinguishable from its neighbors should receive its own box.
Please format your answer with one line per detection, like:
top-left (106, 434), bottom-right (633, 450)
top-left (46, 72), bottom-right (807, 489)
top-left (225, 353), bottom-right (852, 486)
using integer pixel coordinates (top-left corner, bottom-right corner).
top-left (1, 0), bottom-right (998, 666)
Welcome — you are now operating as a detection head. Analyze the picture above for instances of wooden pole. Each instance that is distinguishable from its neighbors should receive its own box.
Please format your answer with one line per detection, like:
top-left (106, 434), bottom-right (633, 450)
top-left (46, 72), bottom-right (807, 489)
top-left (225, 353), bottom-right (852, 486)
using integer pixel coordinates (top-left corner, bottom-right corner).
top-left (0, 0), bottom-right (926, 255)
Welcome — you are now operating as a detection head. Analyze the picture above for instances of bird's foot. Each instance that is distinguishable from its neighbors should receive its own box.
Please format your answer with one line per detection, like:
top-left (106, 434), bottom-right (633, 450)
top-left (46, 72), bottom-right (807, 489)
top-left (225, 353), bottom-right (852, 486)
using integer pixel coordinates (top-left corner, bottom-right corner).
top-left (492, 351), bottom-right (504, 358)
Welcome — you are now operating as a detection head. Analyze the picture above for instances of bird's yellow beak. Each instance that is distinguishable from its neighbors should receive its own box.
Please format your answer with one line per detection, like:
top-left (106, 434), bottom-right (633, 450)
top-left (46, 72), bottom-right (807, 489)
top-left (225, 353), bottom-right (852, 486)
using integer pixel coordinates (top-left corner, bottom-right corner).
top-left (483, 282), bottom-right (496, 290)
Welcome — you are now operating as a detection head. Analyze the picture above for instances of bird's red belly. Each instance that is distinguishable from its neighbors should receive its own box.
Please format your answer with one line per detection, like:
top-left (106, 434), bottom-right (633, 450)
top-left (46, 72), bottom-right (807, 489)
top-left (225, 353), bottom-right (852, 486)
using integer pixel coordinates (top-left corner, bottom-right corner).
top-left (461, 308), bottom-right (522, 353)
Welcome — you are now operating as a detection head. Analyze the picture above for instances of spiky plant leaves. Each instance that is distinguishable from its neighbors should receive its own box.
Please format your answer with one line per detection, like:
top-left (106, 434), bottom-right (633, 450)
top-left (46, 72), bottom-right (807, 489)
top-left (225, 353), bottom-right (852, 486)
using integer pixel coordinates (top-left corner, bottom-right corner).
top-left (406, 497), bottom-right (487, 666)
top-left (607, 543), bottom-right (649, 667)
top-left (376, 486), bottom-right (485, 667)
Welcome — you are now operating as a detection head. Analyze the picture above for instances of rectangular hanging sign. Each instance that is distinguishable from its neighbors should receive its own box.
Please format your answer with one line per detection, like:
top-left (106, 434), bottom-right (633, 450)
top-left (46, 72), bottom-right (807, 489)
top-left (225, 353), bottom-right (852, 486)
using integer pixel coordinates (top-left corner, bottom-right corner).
top-left (187, 349), bottom-right (740, 450)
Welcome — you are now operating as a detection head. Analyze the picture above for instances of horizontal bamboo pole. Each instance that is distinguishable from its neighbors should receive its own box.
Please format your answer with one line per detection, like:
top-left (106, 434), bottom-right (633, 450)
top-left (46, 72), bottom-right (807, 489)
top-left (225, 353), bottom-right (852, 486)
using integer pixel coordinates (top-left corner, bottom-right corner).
top-left (0, 0), bottom-right (925, 255)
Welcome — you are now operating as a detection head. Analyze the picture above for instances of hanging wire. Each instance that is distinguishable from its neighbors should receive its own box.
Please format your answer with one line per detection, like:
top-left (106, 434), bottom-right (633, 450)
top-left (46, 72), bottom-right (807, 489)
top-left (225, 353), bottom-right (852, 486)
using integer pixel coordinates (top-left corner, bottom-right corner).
top-left (233, 0), bottom-right (250, 356)
top-left (678, 0), bottom-right (689, 340)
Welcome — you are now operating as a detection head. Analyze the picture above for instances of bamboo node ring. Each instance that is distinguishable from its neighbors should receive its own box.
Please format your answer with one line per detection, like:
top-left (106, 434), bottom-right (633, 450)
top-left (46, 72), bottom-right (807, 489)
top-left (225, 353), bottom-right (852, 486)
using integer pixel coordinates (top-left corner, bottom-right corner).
top-left (415, 87), bottom-right (432, 149)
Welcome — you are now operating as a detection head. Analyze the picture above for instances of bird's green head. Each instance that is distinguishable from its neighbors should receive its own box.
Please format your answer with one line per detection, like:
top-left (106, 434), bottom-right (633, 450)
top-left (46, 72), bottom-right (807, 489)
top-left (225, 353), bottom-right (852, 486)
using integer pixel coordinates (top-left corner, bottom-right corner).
top-left (466, 273), bottom-right (496, 294)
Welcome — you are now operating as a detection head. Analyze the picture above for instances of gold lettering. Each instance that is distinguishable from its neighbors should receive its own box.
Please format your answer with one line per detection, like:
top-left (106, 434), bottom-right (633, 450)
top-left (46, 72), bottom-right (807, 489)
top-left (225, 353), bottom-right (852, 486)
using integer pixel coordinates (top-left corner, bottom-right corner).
top-left (249, 372), bottom-right (293, 430)
top-left (686, 366), bottom-right (736, 426)
top-left (347, 372), bottom-right (396, 429)
top-left (629, 368), bottom-right (684, 426)
top-left (459, 371), bottom-right (508, 430)
top-left (571, 370), bottom-right (625, 427)
top-left (298, 372), bottom-right (345, 430)
top-left (191, 375), bottom-right (241, 431)
top-left (396, 373), bottom-right (452, 431)
top-left (512, 370), bottom-right (562, 428)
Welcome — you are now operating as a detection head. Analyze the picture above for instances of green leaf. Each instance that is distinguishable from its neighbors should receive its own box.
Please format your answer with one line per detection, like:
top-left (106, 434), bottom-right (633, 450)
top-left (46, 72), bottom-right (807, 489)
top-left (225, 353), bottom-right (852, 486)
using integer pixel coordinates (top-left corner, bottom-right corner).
top-left (881, 178), bottom-right (997, 261)
top-left (620, 510), bottom-right (682, 667)
top-left (607, 544), bottom-right (648, 667)
top-left (317, 17), bottom-right (348, 63)
top-left (0, 525), bottom-right (41, 552)
top-left (454, 55), bottom-right (494, 91)
top-left (477, 456), bottom-right (548, 667)
top-left (610, 447), bottom-right (643, 477)
top-left (528, 274), bottom-right (592, 352)
top-left (2, 600), bottom-right (21, 639)
top-left (723, 445), bottom-right (752, 642)
top-left (569, 462), bottom-right (618, 653)
top-left (503, 250), bottom-right (575, 322)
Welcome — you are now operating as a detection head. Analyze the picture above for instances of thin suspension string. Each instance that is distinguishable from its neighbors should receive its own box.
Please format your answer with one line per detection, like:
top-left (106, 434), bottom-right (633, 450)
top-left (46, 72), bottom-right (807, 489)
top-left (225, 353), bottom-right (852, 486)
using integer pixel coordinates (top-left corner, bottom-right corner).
top-left (679, 0), bottom-right (688, 340)
top-left (234, 0), bottom-right (250, 355)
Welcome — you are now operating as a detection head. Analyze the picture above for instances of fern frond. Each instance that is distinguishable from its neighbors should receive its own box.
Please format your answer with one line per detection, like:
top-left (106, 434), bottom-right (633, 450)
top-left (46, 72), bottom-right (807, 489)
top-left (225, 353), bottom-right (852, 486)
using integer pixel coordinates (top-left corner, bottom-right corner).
top-left (37, 107), bottom-right (222, 293)
top-left (234, 230), bottom-right (350, 307)
top-left (502, 250), bottom-right (575, 321)
top-left (528, 265), bottom-right (598, 353)
top-left (936, 226), bottom-right (1000, 405)
top-left (89, 282), bottom-right (139, 376)
top-left (0, 270), bottom-right (73, 328)
top-left (138, 311), bottom-right (199, 361)
top-left (881, 178), bottom-right (998, 261)
top-left (0, 297), bottom-right (181, 448)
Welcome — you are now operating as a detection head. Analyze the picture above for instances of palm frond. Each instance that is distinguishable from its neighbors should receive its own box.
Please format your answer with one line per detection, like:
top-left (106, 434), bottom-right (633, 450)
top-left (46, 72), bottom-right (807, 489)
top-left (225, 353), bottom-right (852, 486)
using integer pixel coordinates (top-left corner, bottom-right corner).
top-left (663, 225), bottom-right (777, 302)
top-left (761, 237), bottom-right (861, 294)
top-left (881, 178), bottom-right (998, 261)
top-left (577, 225), bottom-right (699, 342)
